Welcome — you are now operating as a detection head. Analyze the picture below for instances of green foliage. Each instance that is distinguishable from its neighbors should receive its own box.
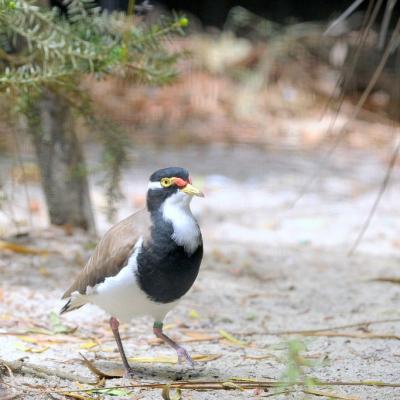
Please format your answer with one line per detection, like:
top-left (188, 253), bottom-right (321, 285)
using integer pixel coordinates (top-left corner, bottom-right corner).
top-left (278, 339), bottom-right (317, 395)
top-left (0, 0), bottom-right (187, 223)
top-left (0, 0), bottom-right (186, 92)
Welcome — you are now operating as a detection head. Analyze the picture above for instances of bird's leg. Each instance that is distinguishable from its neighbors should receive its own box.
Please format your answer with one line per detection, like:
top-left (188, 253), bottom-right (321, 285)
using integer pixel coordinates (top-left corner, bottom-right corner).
top-left (153, 321), bottom-right (194, 366)
top-left (109, 317), bottom-right (134, 378)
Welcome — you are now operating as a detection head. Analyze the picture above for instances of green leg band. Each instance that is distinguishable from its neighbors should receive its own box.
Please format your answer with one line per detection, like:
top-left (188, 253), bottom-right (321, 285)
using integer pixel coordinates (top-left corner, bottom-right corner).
top-left (153, 321), bottom-right (163, 330)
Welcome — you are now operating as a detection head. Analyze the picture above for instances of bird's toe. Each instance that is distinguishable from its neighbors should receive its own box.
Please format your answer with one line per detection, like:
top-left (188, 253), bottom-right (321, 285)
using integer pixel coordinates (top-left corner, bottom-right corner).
top-left (177, 347), bottom-right (194, 367)
top-left (123, 367), bottom-right (136, 379)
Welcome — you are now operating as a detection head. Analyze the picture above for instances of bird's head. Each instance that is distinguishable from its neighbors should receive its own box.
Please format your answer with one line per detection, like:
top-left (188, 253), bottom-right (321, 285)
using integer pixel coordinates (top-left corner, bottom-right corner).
top-left (147, 167), bottom-right (204, 212)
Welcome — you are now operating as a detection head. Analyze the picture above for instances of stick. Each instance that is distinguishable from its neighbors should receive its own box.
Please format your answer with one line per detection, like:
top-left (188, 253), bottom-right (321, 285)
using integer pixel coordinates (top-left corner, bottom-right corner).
top-left (0, 358), bottom-right (94, 384)
top-left (348, 138), bottom-right (400, 256)
top-left (46, 378), bottom-right (400, 395)
top-left (238, 317), bottom-right (400, 337)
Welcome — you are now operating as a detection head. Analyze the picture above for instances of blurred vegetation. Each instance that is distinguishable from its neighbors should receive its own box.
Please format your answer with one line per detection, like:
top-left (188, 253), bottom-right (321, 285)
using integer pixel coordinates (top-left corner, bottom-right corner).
top-left (0, 0), bottom-right (186, 91)
top-left (0, 0), bottom-right (187, 227)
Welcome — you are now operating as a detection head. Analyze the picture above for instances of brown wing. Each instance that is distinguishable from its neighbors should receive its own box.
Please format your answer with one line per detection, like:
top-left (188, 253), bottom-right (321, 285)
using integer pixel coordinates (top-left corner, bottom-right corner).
top-left (62, 208), bottom-right (151, 298)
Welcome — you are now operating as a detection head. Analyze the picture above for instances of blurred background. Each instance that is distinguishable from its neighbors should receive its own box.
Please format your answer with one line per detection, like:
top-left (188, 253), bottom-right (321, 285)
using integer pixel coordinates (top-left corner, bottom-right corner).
top-left (1, 0), bottom-right (399, 251)
top-left (1, 1), bottom-right (400, 397)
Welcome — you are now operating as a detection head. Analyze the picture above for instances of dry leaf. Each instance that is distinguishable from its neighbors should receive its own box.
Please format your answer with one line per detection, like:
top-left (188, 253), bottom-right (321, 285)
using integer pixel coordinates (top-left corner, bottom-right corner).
top-left (91, 388), bottom-right (132, 396)
top-left (80, 353), bottom-right (122, 379)
top-left (80, 340), bottom-right (99, 350)
top-left (128, 354), bottom-right (221, 364)
top-left (219, 329), bottom-right (247, 347)
top-left (38, 266), bottom-right (50, 277)
top-left (188, 309), bottom-right (200, 319)
top-left (16, 343), bottom-right (49, 353)
top-left (161, 384), bottom-right (182, 400)
top-left (19, 336), bottom-right (39, 344)
top-left (221, 382), bottom-right (244, 391)
top-left (63, 393), bottom-right (96, 400)
top-left (230, 377), bottom-right (259, 382)
top-left (19, 335), bottom-right (69, 346)
top-left (49, 311), bottom-right (76, 334)
top-left (304, 388), bottom-right (360, 400)
top-left (193, 354), bottom-right (221, 362)
top-left (129, 355), bottom-right (177, 364)
top-left (243, 354), bottom-right (274, 360)
top-left (372, 277), bottom-right (400, 285)
top-left (0, 240), bottom-right (48, 255)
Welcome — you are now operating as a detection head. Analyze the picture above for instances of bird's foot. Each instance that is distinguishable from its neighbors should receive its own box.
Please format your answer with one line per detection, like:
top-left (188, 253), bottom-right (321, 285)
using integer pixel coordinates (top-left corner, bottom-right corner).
top-left (123, 367), bottom-right (135, 379)
top-left (176, 346), bottom-right (194, 367)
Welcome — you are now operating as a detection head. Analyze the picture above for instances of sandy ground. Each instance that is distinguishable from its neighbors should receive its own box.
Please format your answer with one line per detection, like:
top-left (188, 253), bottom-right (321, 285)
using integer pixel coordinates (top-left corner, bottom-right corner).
top-left (1, 145), bottom-right (400, 399)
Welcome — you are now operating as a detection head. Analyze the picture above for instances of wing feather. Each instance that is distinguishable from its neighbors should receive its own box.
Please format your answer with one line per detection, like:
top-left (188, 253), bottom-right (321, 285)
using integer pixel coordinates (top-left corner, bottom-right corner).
top-left (62, 208), bottom-right (150, 299)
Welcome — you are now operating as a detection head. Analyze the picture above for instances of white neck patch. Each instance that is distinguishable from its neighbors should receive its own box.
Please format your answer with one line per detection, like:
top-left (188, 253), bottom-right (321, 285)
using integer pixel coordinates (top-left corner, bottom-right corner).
top-left (161, 191), bottom-right (201, 255)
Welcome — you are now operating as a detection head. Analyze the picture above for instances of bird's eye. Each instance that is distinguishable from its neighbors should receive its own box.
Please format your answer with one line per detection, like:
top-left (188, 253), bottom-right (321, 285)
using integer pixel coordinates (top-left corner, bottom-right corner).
top-left (160, 177), bottom-right (172, 187)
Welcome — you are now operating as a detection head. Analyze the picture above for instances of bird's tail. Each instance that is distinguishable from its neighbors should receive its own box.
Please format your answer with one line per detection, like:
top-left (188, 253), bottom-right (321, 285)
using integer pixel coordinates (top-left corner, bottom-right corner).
top-left (59, 295), bottom-right (87, 315)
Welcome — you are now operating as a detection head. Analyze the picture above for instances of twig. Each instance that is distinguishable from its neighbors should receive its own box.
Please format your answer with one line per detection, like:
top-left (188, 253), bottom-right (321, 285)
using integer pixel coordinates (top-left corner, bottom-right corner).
top-left (238, 317), bottom-right (400, 337)
top-left (348, 137), bottom-right (400, 256)
top-left (291, 0), bottom-right (384, 209)
top-left (378, 0), bottom-right (398, 49)
top-left (303, 388), bottom-right (360, 399)
top-left (297, 331), bottom-right (400, 340)
top-left (0, 358), bottom-right (94, 384)
top-left (324, 0), bottom-right (366, 35)
top-left (45, 378), bottom-right (400, 395)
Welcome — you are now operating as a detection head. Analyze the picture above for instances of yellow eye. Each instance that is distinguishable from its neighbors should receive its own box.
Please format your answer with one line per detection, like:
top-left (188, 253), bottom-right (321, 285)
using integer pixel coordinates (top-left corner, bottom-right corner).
top-left (160, 177), bottom-right (172, 187)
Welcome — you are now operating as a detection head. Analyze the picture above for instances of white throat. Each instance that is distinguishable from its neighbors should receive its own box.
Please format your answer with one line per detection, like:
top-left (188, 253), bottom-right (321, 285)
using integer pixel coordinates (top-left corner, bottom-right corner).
top-left (161, 191), bottom-right (201, 255)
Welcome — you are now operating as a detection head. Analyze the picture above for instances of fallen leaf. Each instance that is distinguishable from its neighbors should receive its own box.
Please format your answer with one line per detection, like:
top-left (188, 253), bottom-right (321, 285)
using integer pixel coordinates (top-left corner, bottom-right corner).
top-left (19, 336), bottom-right (39, 344)
top-left (371, 277), bottom-right (400, 285)
top-left (49, 311), bottom-right (76, 334)
top-left (219, 329), bottom-right (248, 347)
top-left (188, 309), bottom-right (200, 319)
top-left (0, 240), bottom-right (48, 255)
top-left (162, 384), bottom-right (182, 400)
top-left (26, 327), bottom-right (54, 335)
top-left (80, 353), bottom-right (122, 379)
top-left (303, 388), bottom-right (360, 400)
top-left (64, 393), bottom-right (96, 400)
top-left (221, 382), bottom-right (244, 391)
top-left (38, 266), bottom-right (50, 277)
top-left (80, 340), bottom-right (99, 350)
top-left (230, 377), bottom-right (260, 382)
top-left (19, 335), bottom-right (69, 346)
top-left (193, 354), bottom-right (221, 362)
top-left (243, 354), bottom-right (274, 360)
top-left (16, 343), bottom-right (49, 353)
top-left (128, 354), bottom-right (221, 364)
top-left (91, 388), bottom-right (132, 396)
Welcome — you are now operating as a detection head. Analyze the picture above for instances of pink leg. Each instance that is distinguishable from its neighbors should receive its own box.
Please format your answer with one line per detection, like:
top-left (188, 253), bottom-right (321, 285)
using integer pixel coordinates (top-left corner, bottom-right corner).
top-left (109, 317), bottom-right (134, 378)
top-left (153, 321), bottom-right (194, 366)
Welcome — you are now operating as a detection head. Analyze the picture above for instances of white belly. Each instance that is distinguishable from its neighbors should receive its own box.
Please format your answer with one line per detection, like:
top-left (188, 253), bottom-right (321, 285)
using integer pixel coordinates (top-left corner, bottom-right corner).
top-left (88, 266), bottom-right (177, 322)
top-left (83, 239), bottom-right (178, 323)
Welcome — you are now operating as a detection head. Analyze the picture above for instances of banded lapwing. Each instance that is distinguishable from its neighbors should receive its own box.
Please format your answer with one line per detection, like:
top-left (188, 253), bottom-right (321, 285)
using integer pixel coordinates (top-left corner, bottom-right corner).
top-left (61, 167), bottom-right (204, 377)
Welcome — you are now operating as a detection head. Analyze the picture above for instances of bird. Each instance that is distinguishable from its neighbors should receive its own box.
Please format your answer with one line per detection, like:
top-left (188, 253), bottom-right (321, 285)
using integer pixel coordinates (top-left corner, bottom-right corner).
top-left (60, 167), bottom-right (204, 377)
